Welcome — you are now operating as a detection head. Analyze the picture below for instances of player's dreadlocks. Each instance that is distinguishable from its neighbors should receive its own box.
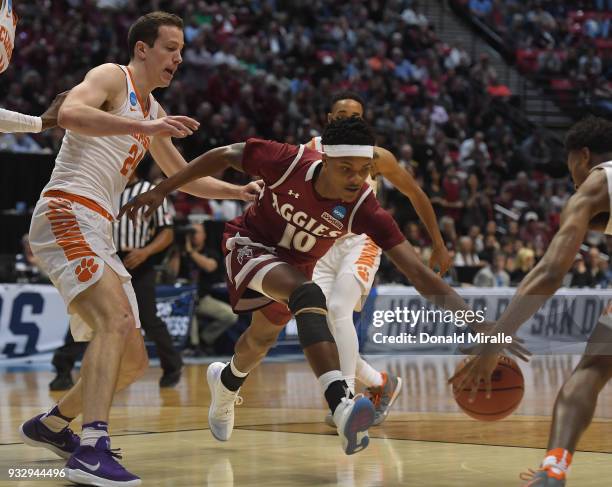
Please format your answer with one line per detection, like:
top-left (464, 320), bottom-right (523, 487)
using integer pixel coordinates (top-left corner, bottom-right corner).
top-left (565, 116), bottom-right (612, 155)
top-left (321, 115), bottom-right (375, 147)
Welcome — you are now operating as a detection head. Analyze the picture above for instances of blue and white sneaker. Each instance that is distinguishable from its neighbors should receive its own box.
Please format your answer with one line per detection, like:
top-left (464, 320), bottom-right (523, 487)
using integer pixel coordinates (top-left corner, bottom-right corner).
top-left (65, 436), bottom-right (141, 486)
top-left (333, 395), bottom-right (375, 455)
top-left (19, 414), bottom-right (80, 459)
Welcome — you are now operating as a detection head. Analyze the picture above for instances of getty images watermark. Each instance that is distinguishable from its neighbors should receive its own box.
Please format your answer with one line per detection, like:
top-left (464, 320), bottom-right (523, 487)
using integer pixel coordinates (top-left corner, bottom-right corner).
top-left (370, 307), bottom-right (513, 345)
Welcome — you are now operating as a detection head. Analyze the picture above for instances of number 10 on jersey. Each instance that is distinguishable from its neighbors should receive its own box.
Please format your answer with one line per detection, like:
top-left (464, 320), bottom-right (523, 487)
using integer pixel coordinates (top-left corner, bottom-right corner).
top-left (278, 223), bottom-right (316, 252)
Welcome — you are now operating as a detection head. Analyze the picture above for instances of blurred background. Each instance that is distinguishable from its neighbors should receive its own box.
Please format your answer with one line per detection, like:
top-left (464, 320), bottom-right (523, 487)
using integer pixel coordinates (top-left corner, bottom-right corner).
top-left (1, 0), bottom-right (611, 361)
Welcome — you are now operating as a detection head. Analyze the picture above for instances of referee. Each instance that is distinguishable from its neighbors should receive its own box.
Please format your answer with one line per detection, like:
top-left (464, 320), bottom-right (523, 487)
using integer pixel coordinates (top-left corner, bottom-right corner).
top-left (115, 171), bottom-right (183, 388)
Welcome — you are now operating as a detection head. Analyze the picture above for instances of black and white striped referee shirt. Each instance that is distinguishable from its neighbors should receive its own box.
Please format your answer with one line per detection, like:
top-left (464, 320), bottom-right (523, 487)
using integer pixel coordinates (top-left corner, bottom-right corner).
top-left (113, 179), bottom-right (174, 252)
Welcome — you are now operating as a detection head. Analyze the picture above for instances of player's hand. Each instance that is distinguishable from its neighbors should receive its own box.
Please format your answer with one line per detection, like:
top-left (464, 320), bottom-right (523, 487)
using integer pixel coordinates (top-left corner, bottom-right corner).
top-left (185, 238), bottom-right (193, 254)
top-left (429, 243), bottom-right (452, 275)
top-left (40, 91), bottom-right (70, 131)
top-left (118, 187), bottom-right (165, 223)
top-left (460, 320), bottom-right (531, 363)
top-left (123, 247), bottom-right (150, 270)
top-left (140, 116), bottom-right (200, 138)
top-left (448, 354), bottom-right (500, 402)
top-left (239, 180), bottom-right (264, 202)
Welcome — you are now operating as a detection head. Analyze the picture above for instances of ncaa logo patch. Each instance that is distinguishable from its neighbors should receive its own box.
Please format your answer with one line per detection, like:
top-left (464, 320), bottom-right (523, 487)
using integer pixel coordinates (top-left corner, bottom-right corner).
top-left (129, 92), bottom-right (137, 106)
top-left (332, 205), bottom-right (347, 220)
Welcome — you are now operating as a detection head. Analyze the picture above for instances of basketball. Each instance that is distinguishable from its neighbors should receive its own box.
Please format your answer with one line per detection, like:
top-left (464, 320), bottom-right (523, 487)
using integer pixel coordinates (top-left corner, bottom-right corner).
top-left (453, 356), bottom-right (524, 421)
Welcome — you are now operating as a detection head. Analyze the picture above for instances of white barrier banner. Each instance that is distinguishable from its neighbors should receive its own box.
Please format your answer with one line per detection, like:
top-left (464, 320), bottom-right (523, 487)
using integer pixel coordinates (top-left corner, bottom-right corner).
top-left (360, 286), bottom-right (612, 355)
top-left (0, 283), bottom-right (68, 359)
top-left (0, 283), bottom-right (198, 361)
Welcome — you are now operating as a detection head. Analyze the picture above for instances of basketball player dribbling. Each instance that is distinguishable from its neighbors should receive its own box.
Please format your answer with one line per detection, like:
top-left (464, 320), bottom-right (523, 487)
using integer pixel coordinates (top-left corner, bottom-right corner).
top-left (308, 92), bottom-right (452, 426)
top-left (121, 116), bottom-right (485, 456)
top-left (18, 12), bottom-right (260, 486)
top-left (451, 116), bottom-right (612, 486)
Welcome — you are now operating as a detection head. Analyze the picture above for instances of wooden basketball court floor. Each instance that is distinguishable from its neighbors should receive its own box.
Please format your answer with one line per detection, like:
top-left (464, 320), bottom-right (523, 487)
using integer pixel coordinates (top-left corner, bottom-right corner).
top-left (1, 355), bottom-right (612, 486)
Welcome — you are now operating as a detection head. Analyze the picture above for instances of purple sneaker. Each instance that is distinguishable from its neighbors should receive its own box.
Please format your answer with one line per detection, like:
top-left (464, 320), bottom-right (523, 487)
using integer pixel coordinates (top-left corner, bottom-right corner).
top-left (19, 414), bottom-right (80, 459)
top-left (66, 437), bottom-right (141, 486)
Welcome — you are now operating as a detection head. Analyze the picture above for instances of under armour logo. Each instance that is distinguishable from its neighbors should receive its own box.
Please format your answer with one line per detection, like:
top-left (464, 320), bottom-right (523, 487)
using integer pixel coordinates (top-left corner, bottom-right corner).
top-left (237, 246), bottom-right (254, 265)
top-left (288, 190), bottom-right (300, 199)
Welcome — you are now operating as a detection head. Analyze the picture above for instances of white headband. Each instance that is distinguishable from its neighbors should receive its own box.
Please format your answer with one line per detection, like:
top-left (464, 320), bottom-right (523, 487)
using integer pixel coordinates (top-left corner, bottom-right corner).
top-left (323, 144), bottom-right (374, 158)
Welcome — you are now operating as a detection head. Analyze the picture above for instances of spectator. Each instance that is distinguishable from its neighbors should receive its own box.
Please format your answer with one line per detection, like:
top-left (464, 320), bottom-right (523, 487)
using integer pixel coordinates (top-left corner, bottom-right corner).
top-left (570, 254), bottom-right (592, 288)
top-left (587, 246), bottom-right (607, 288)
top-left (169, 223), bottom-right (238, 355)
top-left (520, 130), bottom-right (552, 170)
top-left (454, 236), bottom-right (481, 267)
top-left (473, 252), bottom-right (510, 287)
top-left (506, 172), bottom-right (536, 208)
top-left (520, 211), bottom-right (550, 248)
top-left (2, 0), bottom-right (566, 288)
top-left (479, 234), bottom-right (501, 264)
top-left (511, 247), bottom-right (536, 285)
top-left (459, 131), bottom-right (490, 169)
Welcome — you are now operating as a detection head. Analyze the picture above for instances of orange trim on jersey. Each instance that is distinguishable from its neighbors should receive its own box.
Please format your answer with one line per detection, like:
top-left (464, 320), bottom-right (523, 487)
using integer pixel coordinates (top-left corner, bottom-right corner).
top-left (45, 200), bottom-right (96, 263)
top-left (125, 66), bottom-right (150, 118)
top-left (43, 190), bottom-right (113, 221)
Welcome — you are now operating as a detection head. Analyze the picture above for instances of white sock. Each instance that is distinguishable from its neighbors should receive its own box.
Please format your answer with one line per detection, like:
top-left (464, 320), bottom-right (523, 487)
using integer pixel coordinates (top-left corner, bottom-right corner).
top-left (356, 357), bottom-right (383, 387)
top-left (81, 424), bottom-right (109, 448)
top-left (318, 370), bottom-right (343, 393)
top-left (345, 377), bottom-right (356, 395)
top-left (230, 356), bottom-right (248, 378)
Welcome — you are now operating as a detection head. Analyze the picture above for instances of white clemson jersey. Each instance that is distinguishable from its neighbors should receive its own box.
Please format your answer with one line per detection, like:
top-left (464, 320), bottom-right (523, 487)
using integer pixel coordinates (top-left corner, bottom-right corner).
top-left (590, 160), bottom-right (612, 236)
top-left (0, 0), bottom-right (17, 73)
top-left (43, 64), bottom-right (159, 217)
top-left (307, 135), bottom-right (378, 196)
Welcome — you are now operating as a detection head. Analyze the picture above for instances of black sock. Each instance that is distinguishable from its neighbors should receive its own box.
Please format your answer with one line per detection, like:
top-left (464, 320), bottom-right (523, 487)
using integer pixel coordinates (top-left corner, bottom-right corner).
top-left (220, 363), bottom-right (248, 392)
top-left (49, 405), bottom-right (74, 422)
top-left (325, 380), bottom-right (352, 414)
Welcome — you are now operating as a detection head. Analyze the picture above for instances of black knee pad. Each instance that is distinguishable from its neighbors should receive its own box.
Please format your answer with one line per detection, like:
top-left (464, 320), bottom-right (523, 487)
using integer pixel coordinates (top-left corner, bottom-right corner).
top-left (288, 282), bottom-right (334, 348)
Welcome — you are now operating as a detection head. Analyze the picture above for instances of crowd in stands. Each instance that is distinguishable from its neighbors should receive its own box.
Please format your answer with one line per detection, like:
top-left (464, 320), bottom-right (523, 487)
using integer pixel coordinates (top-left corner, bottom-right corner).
top-left (458, 0), bottom-right (612, 115)
top-left (2, 0), bottom-right (611, 288)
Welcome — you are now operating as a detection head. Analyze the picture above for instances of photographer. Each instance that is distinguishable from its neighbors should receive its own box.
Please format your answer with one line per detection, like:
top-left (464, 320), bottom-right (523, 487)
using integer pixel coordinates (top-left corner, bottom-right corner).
top-left (169, 223), bottom-right (238, 354)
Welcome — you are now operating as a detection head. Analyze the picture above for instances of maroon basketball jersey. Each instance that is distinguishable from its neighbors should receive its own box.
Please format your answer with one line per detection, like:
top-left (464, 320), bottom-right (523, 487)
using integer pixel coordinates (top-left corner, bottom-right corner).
top-left (225, 138), bottom-right (405, 267)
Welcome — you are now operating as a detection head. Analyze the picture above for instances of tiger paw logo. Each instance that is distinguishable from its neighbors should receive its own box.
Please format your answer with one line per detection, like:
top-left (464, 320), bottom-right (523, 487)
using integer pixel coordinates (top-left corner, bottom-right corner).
top-left (357, 265), bottom-right (370, 283)
top-left (75, 257), bottom-right (99, 282)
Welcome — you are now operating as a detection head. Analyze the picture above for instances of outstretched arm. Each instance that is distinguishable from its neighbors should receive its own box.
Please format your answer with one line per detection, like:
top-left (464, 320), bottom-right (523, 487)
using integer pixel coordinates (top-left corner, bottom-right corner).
top-left (490, 174), bottom-right (608, 338)
top-left (123, 139), bottom-right (254, 220)
top-left (385, 241), bottom-right (471, 314)
top-left (450, 170), bottom-right (609, 395)
top-left (376, 147), bottom-right (451, 274)
top-left (58, 64), bottom-right (198, 138)
top-left (0, 91), bottom-right (69, 133)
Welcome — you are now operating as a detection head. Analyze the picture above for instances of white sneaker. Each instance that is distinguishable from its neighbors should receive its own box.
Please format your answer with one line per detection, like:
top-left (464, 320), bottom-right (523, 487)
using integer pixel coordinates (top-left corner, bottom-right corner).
top-left (207, 362), bottom-right (243, 441)
top-left (333, 395), bottom-right (375, 455)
